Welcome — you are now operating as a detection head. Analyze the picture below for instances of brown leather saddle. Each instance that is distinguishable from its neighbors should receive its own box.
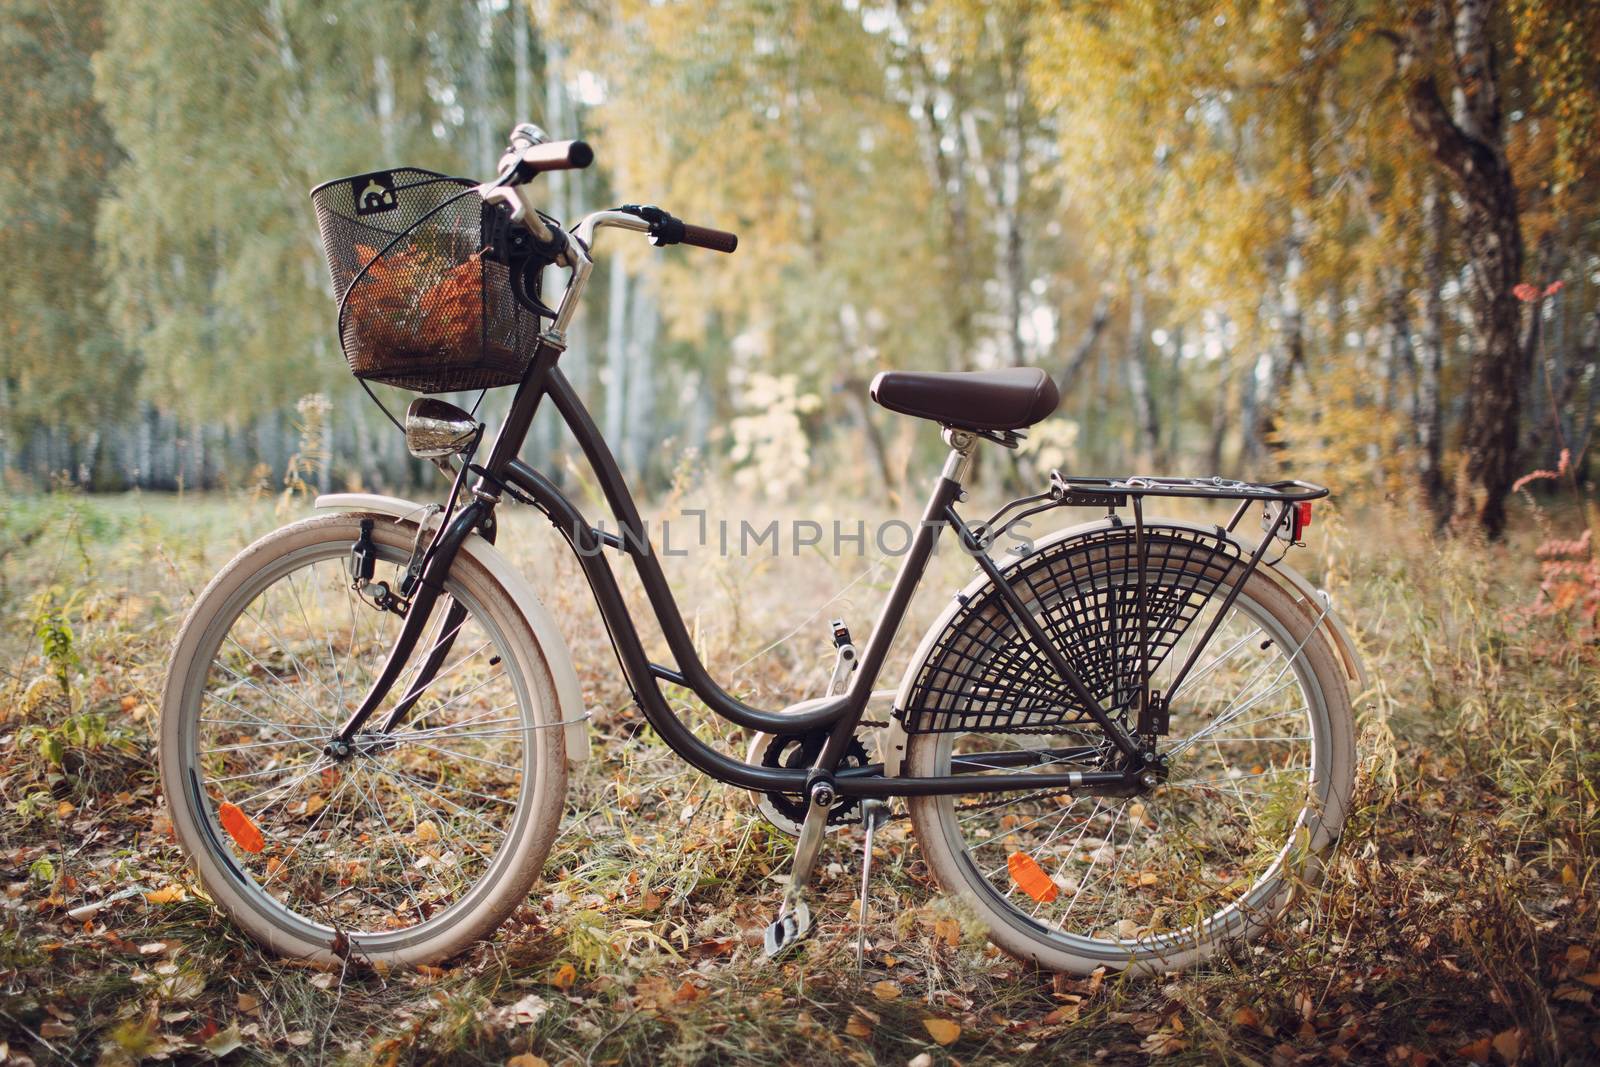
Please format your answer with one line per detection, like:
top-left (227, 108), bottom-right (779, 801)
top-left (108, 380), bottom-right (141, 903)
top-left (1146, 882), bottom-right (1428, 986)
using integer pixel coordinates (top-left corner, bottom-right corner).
top-left (869, 367), bottom-right (1059, 433)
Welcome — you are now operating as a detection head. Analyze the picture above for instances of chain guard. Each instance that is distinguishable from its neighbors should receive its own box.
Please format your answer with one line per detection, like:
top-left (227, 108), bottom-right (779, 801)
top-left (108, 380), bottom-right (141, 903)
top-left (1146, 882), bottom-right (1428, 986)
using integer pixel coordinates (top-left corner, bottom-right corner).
top-left (753, 729), bottom-right (870, 836)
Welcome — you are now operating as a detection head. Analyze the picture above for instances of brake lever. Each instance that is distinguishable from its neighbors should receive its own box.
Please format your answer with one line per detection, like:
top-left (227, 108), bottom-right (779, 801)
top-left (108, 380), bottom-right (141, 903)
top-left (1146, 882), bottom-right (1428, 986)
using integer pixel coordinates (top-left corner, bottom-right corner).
top-left (618, 203), bottom-right (684, 246)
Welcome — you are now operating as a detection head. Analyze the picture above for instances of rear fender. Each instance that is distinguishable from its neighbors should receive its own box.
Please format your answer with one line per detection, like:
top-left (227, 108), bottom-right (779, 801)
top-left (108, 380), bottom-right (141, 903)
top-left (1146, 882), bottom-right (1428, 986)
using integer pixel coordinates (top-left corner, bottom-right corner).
top-left (314, 493), bottom-right (590, 768)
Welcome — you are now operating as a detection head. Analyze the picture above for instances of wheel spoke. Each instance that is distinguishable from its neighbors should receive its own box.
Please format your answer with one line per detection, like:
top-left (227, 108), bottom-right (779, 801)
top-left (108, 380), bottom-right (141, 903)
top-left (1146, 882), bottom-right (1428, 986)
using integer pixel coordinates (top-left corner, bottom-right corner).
top-left (919, 546), bottom-right (1340, 964)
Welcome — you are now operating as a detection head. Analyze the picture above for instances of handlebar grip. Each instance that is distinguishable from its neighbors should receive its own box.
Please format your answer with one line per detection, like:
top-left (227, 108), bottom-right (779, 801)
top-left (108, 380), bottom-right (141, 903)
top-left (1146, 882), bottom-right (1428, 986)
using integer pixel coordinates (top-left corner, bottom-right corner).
top-left (679, 222), bottom-right (738, 254)
top-left (515, 139), bottom-right (594, 173)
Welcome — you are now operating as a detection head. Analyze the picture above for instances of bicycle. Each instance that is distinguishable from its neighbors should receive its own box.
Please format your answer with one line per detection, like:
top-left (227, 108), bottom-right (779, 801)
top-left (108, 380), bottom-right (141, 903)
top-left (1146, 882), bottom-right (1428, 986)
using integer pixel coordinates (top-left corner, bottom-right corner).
top-left (159, 124), bottom-right (1363, 975)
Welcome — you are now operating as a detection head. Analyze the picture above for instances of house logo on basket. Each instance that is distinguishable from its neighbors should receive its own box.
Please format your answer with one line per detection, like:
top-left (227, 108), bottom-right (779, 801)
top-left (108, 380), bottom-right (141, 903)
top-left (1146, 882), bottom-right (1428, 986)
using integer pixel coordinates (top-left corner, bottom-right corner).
top-left (351, 172), bottom-right (398, 217)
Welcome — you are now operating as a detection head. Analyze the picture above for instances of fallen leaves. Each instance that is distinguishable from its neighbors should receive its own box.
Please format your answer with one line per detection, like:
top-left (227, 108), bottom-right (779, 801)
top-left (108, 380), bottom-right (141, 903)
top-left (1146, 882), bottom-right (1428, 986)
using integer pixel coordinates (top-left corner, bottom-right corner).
top-left (489, 993), bottom-right (550, 1028)
top-left (144, 884), bottom-right (186, 905)
top-left (870, 980), bottom-right (901, 1002)
top-left (922, 1017), bottom-right (961, 1045)
top-left (1490, 1027), bottom-right (1524, 1063)
top-left (201, 1023), bottom-right (244, 1058)
top-left (1232, 1006), bottom-right (1264, 1030)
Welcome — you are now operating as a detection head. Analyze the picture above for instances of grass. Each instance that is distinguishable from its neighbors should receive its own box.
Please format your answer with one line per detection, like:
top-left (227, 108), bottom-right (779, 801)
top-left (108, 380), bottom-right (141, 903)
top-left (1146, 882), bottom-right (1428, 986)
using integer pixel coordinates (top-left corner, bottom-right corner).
top-left (1, 483), bottom-right (1597, 1065)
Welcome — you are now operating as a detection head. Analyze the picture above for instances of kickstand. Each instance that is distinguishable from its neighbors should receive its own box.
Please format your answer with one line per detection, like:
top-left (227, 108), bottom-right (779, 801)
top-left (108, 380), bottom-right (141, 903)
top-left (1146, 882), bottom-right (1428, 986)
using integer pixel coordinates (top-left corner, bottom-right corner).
top-left (855, 799), bottom-right (890, 968)
top-left (763, 780), bottom-right (835, 960)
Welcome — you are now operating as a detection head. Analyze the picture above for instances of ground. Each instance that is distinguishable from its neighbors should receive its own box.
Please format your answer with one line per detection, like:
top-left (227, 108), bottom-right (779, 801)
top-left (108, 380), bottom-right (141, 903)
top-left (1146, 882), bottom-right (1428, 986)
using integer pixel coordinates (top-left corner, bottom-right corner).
top-left (0, 486), bottom-right (1596, 1066)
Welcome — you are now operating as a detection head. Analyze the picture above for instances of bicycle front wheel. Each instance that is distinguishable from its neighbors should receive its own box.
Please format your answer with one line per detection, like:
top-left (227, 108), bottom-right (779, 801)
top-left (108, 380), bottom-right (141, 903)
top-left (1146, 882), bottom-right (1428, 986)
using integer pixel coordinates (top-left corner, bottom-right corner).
top-left (159, 513), bottom-right (567, 966)
top-left (905, 529), bottom-right (1355, 974)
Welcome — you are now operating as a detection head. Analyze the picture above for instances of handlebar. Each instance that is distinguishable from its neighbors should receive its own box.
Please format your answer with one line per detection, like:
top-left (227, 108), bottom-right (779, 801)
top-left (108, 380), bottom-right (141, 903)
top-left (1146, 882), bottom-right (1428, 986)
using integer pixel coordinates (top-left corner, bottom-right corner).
top-left (617, 204), bottom-right (738, 254)
top-left (486, 123), bottom-right (743, 343)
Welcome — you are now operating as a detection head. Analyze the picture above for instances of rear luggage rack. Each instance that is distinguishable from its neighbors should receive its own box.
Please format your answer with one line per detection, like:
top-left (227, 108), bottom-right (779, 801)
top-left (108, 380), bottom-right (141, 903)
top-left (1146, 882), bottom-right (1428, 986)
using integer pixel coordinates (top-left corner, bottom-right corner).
top-left (1049, 473), bottom-right (1329, 503)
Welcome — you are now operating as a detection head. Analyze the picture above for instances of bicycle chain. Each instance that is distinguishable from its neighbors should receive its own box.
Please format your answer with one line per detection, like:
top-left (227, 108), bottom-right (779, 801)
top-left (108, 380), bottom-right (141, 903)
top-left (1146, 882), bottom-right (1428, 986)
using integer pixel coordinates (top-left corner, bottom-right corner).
top-left (953, 786), bottom-right (1078, 813)
top-left (856, 720), bottom-right (1120, 814)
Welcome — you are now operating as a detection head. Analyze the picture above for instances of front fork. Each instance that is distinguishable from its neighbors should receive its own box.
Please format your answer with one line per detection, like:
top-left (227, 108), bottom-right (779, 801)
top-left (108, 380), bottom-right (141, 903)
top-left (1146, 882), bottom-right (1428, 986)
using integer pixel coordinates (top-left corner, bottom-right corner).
top-left (327, 497), bottom-right (493, 754)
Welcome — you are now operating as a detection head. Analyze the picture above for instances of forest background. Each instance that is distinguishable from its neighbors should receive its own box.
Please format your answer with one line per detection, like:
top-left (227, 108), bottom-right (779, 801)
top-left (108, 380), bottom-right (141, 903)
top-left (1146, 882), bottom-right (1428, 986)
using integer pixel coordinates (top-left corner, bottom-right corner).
top-left (5, 0), bottom-right (1598, 539)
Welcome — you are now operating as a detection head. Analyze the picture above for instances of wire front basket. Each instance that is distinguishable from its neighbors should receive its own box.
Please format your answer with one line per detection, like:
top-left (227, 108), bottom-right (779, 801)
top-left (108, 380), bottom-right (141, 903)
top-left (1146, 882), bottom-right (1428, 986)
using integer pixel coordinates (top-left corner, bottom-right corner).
top-left (310, 168), bottom-right (544, 393)
top-left (901, 524), bottom-right (1242, 735)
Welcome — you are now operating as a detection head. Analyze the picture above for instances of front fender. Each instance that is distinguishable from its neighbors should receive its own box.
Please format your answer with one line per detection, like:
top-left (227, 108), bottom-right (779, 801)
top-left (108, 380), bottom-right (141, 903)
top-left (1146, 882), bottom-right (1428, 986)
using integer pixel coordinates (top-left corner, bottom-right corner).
top-left (314, 493), bottom-right (590, 768)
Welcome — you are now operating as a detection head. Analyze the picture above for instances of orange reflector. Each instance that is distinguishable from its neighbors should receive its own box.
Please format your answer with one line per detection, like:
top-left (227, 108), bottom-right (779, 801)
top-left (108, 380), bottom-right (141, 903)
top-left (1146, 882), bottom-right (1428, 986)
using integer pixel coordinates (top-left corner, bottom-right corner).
top-left (218, 801), bottom-right (265, 853)
top-left (1008, 852), bottom-right (1059, 903)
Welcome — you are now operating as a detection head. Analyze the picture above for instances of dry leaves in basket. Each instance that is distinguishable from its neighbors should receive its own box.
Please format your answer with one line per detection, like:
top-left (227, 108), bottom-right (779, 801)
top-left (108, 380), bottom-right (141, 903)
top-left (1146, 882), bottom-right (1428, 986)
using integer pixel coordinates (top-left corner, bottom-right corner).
top-left (345, 243), bottom-right (429, 355)
top-left (417, 253), bottom-right (485, 356)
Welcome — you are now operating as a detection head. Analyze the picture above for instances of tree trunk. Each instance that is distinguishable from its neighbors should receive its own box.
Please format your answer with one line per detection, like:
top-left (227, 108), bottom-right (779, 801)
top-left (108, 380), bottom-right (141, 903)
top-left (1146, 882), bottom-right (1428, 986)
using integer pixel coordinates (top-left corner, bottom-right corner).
top-left (512, 1), bottom-right (533, 122)
top-left (605, 259), bottom-right (629, 450)
top-left (622, 272), bottom-right (658, 479)
top-left (1057, 291), bottom-right (1111, 397)
top-left (1124, 270), bottom-right (1162, 467)
top-left (1399, 0), bottom-right (1526, 537)
top-left (1207, 354), bottom-right (1229, 474)
top-left (1416, 174), bottom-right (1449, 522)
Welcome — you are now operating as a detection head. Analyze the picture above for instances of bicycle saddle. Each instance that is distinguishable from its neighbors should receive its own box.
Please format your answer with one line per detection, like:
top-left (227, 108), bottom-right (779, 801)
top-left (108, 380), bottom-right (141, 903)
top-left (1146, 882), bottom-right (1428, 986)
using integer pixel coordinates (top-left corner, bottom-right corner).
top-left (869, 367), bottom-right (1060, 432)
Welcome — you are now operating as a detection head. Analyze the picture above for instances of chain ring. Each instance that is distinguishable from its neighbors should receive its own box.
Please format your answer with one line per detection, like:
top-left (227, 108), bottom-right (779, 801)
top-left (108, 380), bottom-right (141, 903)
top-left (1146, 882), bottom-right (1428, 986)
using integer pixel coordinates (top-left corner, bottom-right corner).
top-left (758, 730), bottom-right (870, 829)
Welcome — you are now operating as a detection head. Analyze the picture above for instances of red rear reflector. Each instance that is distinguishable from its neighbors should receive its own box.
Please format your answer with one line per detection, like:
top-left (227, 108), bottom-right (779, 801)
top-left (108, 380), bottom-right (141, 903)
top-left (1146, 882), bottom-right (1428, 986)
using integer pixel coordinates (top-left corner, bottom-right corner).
top-left (1294, 501), bottom-right (1313, 537)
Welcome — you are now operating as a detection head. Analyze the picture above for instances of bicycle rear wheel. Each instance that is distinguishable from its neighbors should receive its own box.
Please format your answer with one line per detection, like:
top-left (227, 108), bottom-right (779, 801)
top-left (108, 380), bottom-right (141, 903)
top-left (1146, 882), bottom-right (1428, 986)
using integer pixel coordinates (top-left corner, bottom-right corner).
top-left (904, 529), bottom-right (1354, 974)
top-left (160, 513), bottom-right (567, 966)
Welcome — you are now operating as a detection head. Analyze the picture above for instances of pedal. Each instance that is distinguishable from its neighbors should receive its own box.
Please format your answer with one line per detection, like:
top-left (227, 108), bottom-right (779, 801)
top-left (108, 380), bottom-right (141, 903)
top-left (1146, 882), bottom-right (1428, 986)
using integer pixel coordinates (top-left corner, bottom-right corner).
top-left (761, 900), bottom-right (812, 960)
top-left (855, 799), bottom-right (890, 967)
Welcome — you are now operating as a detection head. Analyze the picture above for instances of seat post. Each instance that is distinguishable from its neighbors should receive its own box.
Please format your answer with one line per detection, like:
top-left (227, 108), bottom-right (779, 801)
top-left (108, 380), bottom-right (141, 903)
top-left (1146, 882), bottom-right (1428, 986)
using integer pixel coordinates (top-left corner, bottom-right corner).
top-left (941, 427), bottom-right (977, 485)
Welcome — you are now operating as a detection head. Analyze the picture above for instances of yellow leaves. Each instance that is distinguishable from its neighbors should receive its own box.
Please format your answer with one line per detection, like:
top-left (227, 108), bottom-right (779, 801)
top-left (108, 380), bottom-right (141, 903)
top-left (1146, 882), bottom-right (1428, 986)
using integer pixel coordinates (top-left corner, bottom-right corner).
top-left (870, 980), bottom-right (901, 1002)
top-left (1042, 1003), bottom-right (1080, 1025)
top-left (844, 1014), bottom-right (873, 1040)
top-left (550, 963), bottom-right (578, 990)
top-left (505, 1056), bottom-right (549, 1067)
top-left (144, 884), bottom-right (186, 905)
top-left (1139, 1028), bottom-right (1189, 1056)
top-left (413, 819), bottom-right (441, 844)
top-left (1456, 1028), bottom-right (1524, 1066)
top-left (1491, 1029), bottom-right (1525, 1063)
top-left (921, 1018), bottom-right (961, 1045)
